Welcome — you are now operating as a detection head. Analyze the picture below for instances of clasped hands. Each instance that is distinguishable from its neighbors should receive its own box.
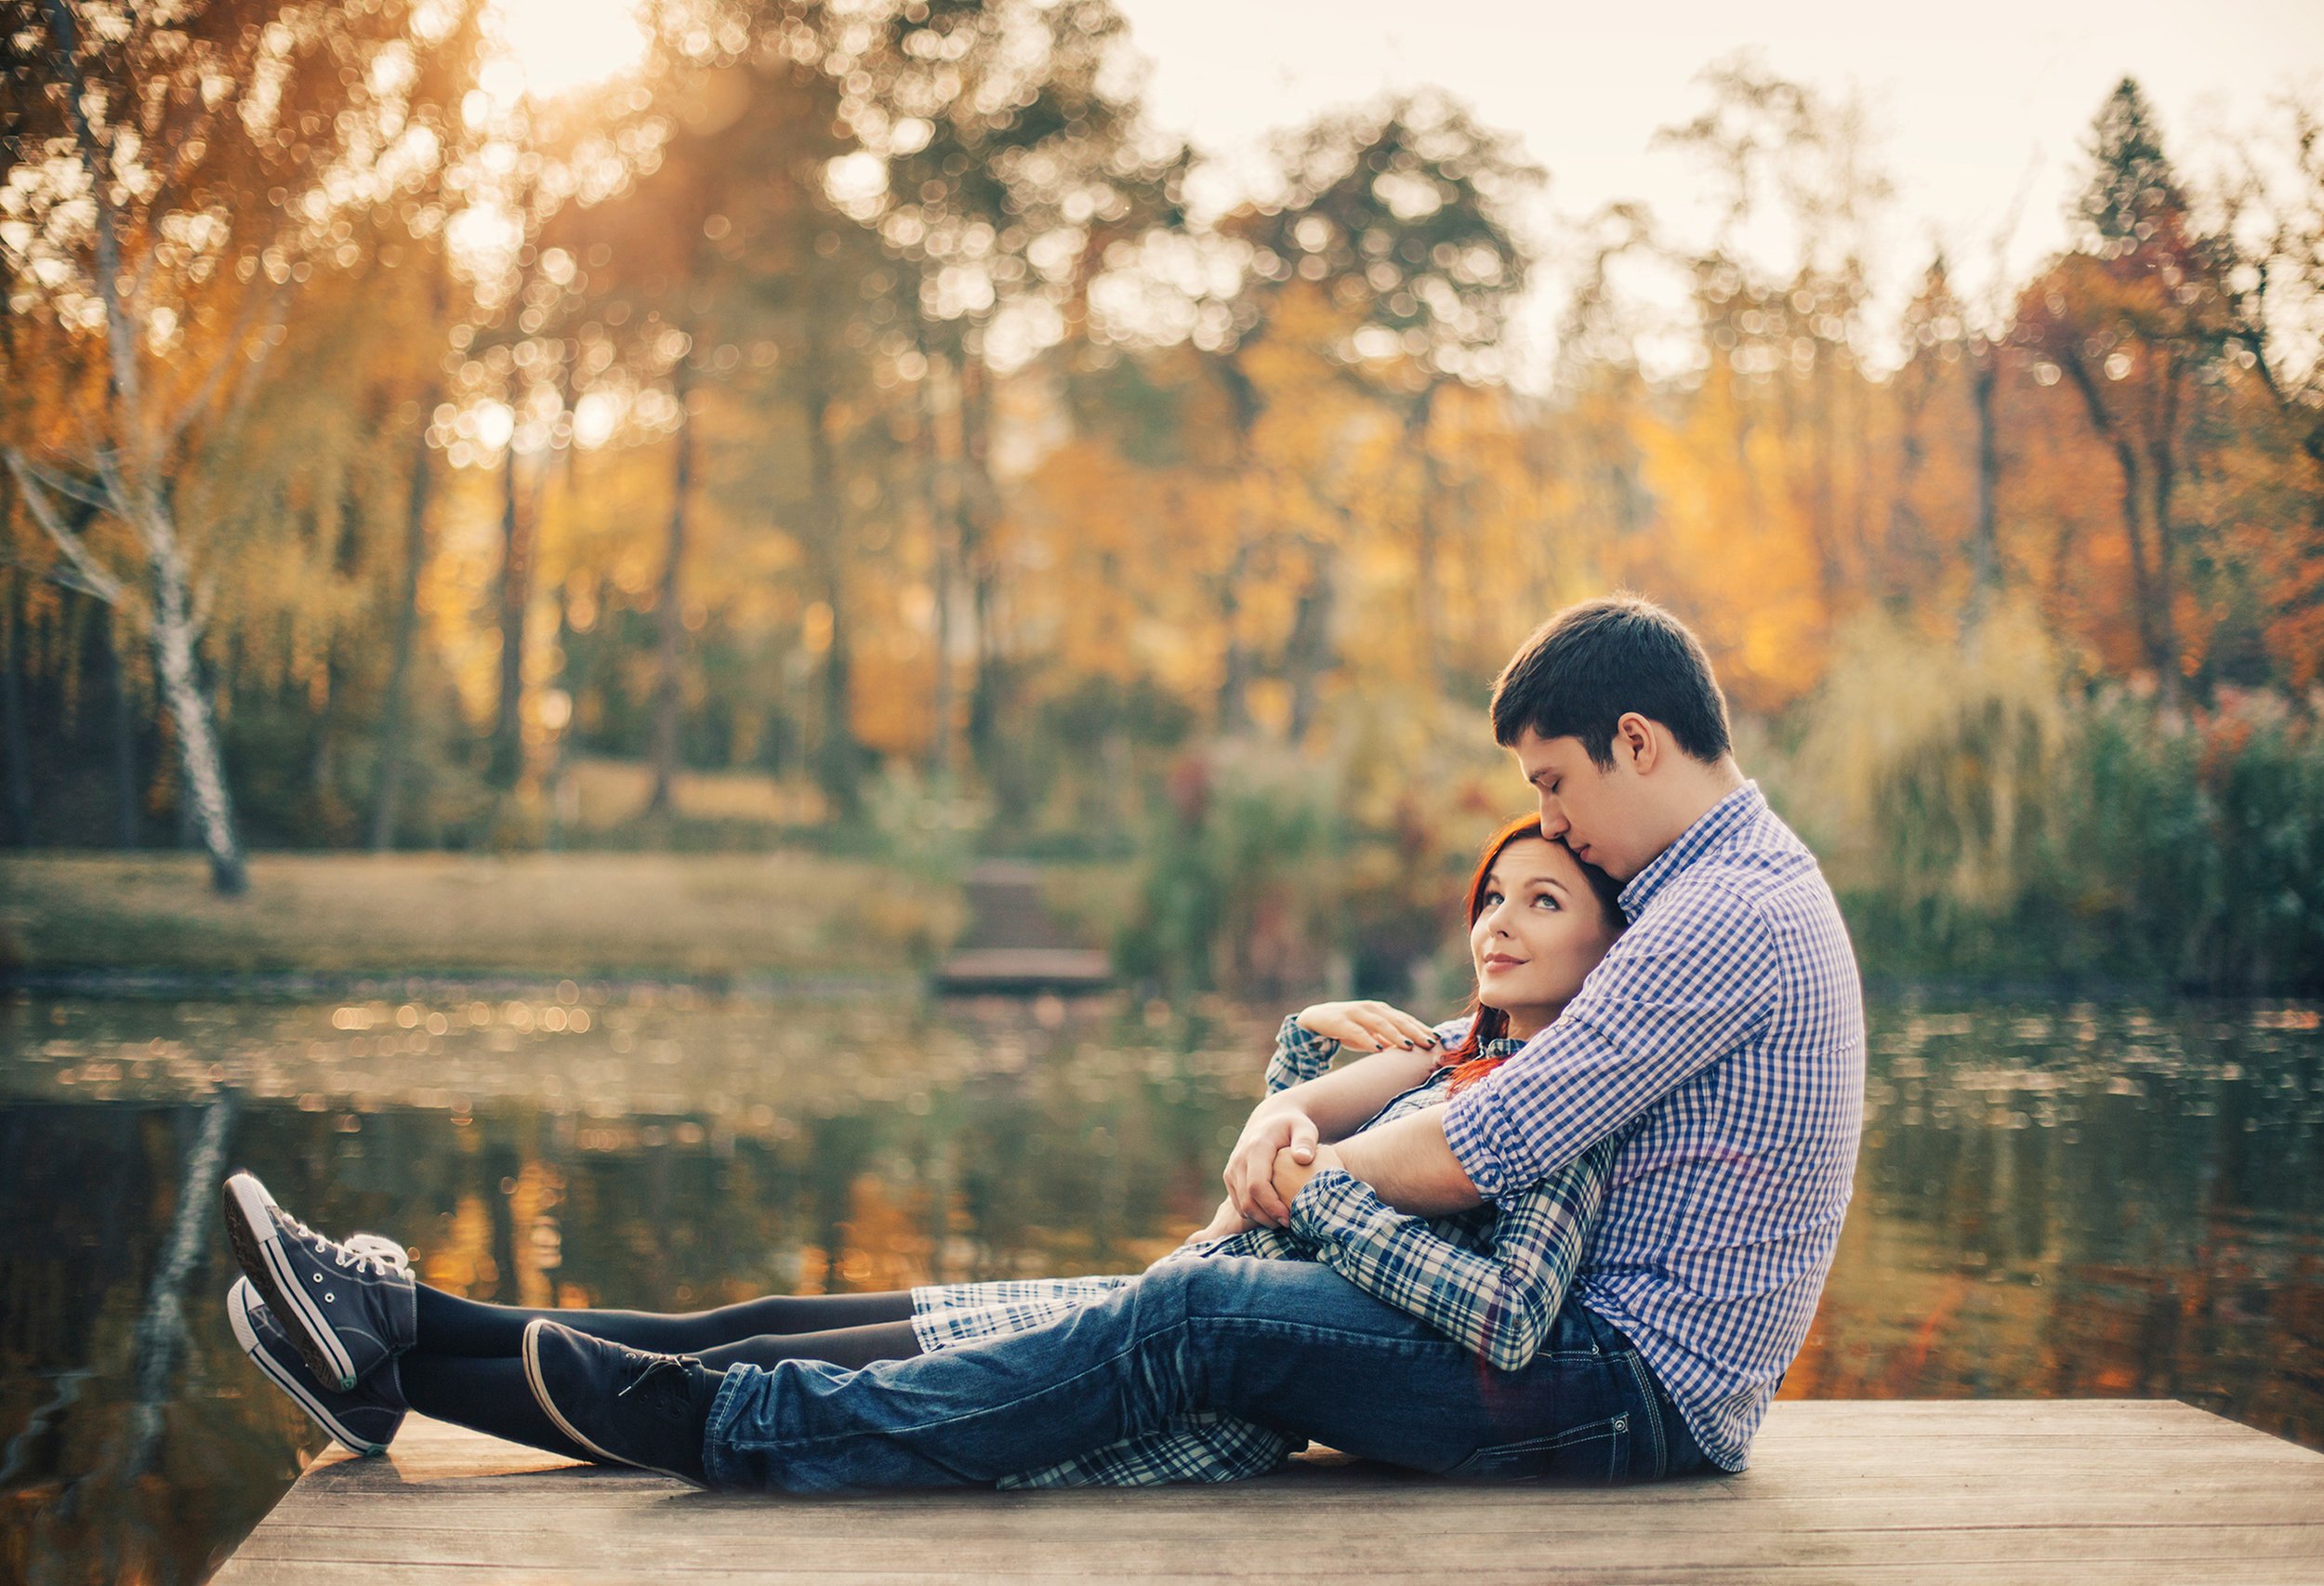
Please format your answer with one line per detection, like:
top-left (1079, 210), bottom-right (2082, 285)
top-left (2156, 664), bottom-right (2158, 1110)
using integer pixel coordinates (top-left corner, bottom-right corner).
top-left (1191, 1110), bottom-right (1342, 1241)
top-left (1193, 998), bottom-right (1445, 1242)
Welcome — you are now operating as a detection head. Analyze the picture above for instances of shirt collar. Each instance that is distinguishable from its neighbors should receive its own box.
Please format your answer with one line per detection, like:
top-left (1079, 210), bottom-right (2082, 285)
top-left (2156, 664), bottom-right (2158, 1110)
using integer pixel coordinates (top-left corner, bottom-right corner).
top-left (1477, 1034), bottom-right (1526, 1061)
top-left (1618, 780), bottom-right (1765, 919)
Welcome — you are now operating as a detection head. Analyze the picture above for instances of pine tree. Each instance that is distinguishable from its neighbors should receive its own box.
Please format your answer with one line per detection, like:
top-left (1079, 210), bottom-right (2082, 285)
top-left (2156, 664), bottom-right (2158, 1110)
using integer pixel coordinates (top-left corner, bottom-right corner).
top-left (2080, 78), bottom-right (2188, 258)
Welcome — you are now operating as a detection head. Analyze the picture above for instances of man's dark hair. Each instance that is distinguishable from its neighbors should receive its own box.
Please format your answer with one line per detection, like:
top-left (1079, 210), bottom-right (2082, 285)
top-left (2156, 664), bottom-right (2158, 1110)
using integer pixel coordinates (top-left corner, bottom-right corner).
top-left (1489, 595), bottom-right (1733, 769)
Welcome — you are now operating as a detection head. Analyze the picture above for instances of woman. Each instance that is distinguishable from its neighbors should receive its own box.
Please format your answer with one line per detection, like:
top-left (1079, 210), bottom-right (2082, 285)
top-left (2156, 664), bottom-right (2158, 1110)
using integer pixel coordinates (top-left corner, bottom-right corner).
top-left (222, 818), bottom-right (1626, 1485)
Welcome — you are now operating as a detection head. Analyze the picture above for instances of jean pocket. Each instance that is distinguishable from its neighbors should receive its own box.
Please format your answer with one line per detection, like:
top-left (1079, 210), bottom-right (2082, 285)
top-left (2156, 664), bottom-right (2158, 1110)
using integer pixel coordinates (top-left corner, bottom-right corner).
top-left (1447, 1415), bottom-right (1631, 1484)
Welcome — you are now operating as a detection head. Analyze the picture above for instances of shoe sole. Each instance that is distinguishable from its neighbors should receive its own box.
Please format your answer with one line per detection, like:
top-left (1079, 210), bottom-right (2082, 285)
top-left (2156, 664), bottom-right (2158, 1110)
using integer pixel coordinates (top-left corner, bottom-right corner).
top-left (224, 1173), bottom-right (359, 1392)
top-left (522, 1319), bottom-right (704, 1487)
top-left (230, 1279), bottom-right (389, 1456)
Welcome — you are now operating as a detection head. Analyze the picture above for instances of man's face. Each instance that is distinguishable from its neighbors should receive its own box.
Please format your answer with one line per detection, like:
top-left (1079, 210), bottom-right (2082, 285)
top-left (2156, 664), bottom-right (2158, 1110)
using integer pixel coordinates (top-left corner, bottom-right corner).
top-left (1510, 727), bottom-right (1650, 883)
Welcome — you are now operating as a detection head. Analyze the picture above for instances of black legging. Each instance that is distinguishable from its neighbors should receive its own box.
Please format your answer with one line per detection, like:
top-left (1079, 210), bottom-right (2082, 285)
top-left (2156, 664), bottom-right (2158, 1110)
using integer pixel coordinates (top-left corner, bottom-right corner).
top-left (398, 1286), bottom-right (922, 1463)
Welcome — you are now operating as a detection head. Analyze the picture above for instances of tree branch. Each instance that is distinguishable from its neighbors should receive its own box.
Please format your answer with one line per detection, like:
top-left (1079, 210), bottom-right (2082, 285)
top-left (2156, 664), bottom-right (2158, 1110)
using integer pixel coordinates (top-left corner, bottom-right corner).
top-left (128, 72), bottom-right (234, 277)
top-left (0, 548), bottom-right (117, 603)
top-left (38, 0), bottom-right (146, 432)
top-left (4, 447), bottom-right (128, 607)
top-left (164, 274), bottom-right (290, 448)
top-left (15, 456), bottom-right (116, 515)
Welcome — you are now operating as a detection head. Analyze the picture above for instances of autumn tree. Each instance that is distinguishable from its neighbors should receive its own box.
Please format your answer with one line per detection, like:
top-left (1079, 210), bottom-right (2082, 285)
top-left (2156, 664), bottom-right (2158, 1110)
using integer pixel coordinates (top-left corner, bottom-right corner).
top-left (821, 0), bottom-right (1185, 793)
top-left (1131, 91), bottom-right (1538, 733)
top-left (1, 0), bottom-right (465, 889)
top-left (523, 13), bottom-right (861, 817)
top-left (2219, 99), bottom-right (2324, 684)
top-left (2015, 79), bottom-right (2234, 698)
top-left (1651, 59), bottom-right (1892, 675)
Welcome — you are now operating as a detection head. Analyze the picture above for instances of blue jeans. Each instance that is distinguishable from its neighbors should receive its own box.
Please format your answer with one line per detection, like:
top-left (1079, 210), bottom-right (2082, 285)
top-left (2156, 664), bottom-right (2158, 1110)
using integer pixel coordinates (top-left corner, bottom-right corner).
top-left (702, 1256), bottom-right (1708, 1491)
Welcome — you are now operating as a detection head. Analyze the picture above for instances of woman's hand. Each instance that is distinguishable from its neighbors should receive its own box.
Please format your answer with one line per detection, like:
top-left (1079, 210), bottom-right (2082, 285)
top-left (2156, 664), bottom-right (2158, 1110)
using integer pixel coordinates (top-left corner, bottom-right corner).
top-left (1293, 1000), bottom-right (1442, 1054)
top-left (1271, 1142), bottom-right (1345, 1210)
top-left (1189, 1196), bottom-right (1252, 1244)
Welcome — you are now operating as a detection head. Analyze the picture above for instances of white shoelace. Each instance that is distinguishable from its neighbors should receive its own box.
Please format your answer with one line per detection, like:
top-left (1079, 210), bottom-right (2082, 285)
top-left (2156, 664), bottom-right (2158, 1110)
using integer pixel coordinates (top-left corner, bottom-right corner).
top-left (340, 1233), bottom-right (412, 1276)
top-left (287, 1214), bottom-right (412, 1278)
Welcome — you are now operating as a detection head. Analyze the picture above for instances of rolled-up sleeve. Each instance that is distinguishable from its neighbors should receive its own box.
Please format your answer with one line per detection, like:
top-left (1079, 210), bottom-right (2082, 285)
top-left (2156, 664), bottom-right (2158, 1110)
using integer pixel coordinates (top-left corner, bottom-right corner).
top-left (1263, 1014), bottom-right (1341, 1094)
top-left (1443, 879), bottom-right (1779, 1197)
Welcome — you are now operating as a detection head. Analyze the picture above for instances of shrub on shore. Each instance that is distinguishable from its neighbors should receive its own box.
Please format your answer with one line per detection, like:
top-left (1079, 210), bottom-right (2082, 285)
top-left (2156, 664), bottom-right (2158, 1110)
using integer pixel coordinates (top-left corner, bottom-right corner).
top-left (1776, 609), bottom-right (2324, 991)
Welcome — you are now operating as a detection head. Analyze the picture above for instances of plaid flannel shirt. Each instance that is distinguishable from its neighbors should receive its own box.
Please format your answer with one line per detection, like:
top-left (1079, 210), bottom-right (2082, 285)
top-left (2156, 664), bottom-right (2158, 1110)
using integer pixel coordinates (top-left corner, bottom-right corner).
top-left (913, 1013), bottom-right (1613, 1487)
top-left (1440, 782), bottom-right (1866, 1471)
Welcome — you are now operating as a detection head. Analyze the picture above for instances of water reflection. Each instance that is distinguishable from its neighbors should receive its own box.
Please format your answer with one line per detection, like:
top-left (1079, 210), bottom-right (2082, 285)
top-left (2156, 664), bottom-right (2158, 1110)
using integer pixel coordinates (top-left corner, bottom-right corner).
top-left (1792, 999), bottom-right (2324, 1444)
top-left (1, 987), bottom-right (2318, 1584)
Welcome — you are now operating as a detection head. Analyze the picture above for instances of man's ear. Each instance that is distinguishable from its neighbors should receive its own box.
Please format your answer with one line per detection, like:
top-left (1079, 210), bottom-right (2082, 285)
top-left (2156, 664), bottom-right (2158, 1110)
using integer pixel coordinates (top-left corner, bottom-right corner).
top-left (1616, 712), bottom-right (1658, 774)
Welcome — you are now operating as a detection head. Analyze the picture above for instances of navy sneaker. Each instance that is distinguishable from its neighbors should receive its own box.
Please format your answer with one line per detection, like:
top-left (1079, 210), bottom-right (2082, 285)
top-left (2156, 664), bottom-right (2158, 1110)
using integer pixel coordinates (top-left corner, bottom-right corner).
top-left (229, 1274), bottom-right (408, 1456)
top-left (522, 1318), bottom-right (718, 1487)
top-left (221, 1170), bottom-right (416, 1392)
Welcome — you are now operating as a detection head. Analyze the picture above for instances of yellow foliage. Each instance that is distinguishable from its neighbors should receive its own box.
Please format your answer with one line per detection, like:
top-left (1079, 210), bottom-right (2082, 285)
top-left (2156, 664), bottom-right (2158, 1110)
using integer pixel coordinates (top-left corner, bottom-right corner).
top-left (1792, 601), bottom-right (2071, 904)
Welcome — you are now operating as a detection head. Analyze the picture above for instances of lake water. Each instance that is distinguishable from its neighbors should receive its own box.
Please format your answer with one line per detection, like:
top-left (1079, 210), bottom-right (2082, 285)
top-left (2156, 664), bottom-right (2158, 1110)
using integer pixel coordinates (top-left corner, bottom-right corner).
top-left (3, 985), bottom-right (2319, 1583)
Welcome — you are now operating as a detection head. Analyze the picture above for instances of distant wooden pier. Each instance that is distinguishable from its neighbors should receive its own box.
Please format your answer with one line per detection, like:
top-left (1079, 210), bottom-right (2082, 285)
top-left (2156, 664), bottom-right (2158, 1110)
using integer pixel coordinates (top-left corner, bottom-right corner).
top-left (213, 1400), bottom-right (2324, 1583)
top-left (933, 860), bottom-right (1114, 995)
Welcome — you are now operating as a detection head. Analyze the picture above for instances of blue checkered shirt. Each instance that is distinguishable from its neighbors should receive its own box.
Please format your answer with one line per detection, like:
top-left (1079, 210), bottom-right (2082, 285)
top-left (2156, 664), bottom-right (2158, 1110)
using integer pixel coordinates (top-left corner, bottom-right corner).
top-left (913, 1015), bottom-right (1614, 1487)
top-left (1441, 781), bottom-right (1866, 1471)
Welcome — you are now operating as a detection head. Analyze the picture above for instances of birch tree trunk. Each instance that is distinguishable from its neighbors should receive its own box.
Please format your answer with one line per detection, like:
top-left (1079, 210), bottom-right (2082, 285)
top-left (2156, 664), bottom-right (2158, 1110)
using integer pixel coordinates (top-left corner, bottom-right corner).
top-left (18, 0), bottom-right (460, 891)
top-left (138, 490), bottom-right (247, 892)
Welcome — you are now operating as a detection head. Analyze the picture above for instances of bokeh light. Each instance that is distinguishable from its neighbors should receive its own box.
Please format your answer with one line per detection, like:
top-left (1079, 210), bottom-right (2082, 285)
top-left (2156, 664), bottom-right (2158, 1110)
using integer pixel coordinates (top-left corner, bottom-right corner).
top-left (494, 0), bottom-right (650, 98)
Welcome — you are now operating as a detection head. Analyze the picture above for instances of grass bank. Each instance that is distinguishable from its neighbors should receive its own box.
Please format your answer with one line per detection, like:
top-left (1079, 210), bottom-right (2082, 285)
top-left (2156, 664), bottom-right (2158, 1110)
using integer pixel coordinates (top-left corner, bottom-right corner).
top-left (0, 852), bottom-right (964, 982)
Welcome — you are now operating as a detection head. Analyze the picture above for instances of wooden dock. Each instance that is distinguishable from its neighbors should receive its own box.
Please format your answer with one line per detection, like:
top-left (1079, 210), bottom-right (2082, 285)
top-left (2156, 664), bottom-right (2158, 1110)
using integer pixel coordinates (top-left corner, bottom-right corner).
top-left (211, 1400), bottom-right (2324, 1583)
top-left (933, 860), bottom-right (1114, 994)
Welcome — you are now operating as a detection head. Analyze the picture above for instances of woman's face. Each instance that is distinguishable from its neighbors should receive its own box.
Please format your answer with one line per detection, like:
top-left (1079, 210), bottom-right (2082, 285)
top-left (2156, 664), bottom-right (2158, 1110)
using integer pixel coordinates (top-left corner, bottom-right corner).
top-left (1469, 836), bottom-right (1621, 1035)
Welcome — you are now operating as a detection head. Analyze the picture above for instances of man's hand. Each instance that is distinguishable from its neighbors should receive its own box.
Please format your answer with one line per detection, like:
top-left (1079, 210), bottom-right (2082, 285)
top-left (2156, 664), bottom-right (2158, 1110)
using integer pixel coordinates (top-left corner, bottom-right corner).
top-left (1225, 1108), bottom-right (1321, 1226)
top-left (1270, 1142), bottom-right (1343, 1212)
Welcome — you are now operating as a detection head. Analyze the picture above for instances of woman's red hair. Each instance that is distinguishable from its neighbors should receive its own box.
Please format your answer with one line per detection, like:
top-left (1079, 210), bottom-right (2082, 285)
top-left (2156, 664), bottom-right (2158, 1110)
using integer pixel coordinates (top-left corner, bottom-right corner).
top-left (1438, 816), bottom-right (1627, 1093)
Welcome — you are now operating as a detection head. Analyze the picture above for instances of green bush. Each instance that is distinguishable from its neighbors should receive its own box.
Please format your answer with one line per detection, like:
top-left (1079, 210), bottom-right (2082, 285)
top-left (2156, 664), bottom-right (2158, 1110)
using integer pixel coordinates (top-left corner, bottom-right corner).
top-left (1116, 741), bottom-right (1341, 998)
top-left (2027, 689), bottom-right (2324, 986)
top-left (1775, 610), bottom-right (2324, 990)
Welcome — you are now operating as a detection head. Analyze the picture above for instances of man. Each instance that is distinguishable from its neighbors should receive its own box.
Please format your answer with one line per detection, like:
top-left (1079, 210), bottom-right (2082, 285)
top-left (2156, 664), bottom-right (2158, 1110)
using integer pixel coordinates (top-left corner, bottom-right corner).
top-left (265, 594), bottom-right (1868, 1489)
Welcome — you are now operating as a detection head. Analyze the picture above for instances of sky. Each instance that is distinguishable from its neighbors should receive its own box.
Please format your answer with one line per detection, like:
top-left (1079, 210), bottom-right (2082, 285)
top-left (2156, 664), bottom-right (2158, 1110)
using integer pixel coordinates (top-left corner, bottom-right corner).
top-left (1110, 0), bottom-right (2324, 380)
top-left (491, 0), bottom-right (2324, 383)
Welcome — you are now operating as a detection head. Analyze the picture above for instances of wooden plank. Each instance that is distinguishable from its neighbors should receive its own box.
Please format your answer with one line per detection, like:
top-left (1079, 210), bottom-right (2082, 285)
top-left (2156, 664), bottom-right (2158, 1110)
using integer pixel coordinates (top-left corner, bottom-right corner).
top-left (931, 947), bottom-right (1113, 992)
top-left (333, 1394), bottom-right (2271, 1470)
top-left (229, 1525), bottom-right (2324, 1571)
top-left (210, 1402), bottom-right (2324, 1585)
top-left (250, 1447), bottom-right (2324, 1496)
top-left (243, 1488), bottom-right (2324, 1533)
top-left (1753, 1398), bottom-right (2228, 1433)
top-left (205, 1553), bottom-right (2324, 1580)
